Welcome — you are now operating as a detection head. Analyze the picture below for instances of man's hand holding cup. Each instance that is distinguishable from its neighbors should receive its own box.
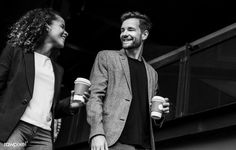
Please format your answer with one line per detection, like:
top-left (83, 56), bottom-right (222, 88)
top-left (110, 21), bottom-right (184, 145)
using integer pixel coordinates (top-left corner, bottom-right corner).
top-left (151, 96), bottom-right (170, 120)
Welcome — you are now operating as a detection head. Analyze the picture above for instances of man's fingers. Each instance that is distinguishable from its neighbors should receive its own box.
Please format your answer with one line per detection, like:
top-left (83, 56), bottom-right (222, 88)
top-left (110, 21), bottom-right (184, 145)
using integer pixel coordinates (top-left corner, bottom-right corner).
top-left (164, 97), bottom-right (169, 101)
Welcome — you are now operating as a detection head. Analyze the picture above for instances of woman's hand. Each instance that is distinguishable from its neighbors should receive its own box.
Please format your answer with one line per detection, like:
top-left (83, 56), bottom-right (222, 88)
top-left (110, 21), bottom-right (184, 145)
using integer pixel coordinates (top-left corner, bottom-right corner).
top-left (70, 90), bottom-right (90, 109)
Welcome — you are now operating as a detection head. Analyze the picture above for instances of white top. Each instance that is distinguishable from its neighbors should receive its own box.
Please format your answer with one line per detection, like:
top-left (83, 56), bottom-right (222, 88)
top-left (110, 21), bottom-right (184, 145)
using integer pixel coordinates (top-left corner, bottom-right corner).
top-left (21, 52), bottom-right (55, 131)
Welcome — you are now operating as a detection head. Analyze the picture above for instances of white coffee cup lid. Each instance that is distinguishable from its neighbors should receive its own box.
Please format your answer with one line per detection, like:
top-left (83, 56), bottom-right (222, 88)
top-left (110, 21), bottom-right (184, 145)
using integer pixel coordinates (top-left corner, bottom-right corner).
top-left (74, 77), bottom-right (91, 86)
top-left (152, 96), bottom-right (165, 102)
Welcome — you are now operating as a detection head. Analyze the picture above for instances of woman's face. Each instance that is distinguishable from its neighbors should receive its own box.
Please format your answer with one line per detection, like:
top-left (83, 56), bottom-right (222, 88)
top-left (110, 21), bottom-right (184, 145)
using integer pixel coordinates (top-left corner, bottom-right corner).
top-left (46, 15), bottom-right (68, 48)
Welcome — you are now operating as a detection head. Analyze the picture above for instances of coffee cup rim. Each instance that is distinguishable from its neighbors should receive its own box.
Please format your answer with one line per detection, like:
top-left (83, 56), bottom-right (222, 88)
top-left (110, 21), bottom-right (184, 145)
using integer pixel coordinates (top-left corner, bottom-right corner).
top-left (74, 77), bottom-right (91, 86)
top-left (152, 96), bottom-right (165, 102)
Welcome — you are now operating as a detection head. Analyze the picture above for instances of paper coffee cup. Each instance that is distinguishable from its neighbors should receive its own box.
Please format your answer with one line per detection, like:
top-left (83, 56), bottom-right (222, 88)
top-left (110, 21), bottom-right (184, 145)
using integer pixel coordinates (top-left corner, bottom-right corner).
top-left (73, 77), bottom-right (91, 103)
top-left (151, 96), bottom-right (165, 119)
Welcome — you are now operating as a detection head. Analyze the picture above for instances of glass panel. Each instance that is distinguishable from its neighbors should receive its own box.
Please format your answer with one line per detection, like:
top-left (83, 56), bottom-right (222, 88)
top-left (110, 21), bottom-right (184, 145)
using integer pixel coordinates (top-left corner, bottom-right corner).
top-left (187, 37), bottom-right (236, 115)
top-left (157, 60), bottom-right (180, 121)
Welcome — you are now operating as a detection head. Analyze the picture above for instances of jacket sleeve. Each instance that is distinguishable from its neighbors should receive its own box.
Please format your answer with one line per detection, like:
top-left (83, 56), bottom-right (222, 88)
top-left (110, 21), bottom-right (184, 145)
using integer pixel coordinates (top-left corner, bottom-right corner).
top-left (53, 66), bottom-right (77, 118)
top-left (86, 51), bottom-right (108, 140)
top-left (54, 96), bottom-right (74, 118)
top-left (154, 71), bottom-right (158, 96)
top-left (0, 45), bottom-right (14, 94)
top-left (153, 71), bottom-right (165, 127)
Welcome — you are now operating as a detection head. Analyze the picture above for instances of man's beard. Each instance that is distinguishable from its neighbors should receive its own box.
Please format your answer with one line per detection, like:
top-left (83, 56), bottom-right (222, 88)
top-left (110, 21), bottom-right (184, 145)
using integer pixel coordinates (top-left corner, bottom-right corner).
top-left (122, 40), bottom-right (141, 50)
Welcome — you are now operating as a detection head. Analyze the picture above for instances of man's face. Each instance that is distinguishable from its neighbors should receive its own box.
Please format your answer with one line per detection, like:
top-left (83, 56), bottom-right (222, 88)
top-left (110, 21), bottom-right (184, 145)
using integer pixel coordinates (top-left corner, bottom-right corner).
top-left (120, 18), bottom-right (143, 50)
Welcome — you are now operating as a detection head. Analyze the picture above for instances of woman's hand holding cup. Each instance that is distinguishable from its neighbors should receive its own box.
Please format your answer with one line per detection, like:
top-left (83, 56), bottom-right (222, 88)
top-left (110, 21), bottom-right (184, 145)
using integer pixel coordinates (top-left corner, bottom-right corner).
top-left (70, 77), bottom-right (91, 109)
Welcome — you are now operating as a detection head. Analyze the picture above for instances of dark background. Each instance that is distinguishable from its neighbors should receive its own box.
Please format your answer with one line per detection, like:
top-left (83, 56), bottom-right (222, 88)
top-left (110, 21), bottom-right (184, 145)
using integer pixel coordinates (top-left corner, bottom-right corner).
top-left (1, 0), bottom-right (236, 93)
top-left (1, 1), bottom-right (236, 149)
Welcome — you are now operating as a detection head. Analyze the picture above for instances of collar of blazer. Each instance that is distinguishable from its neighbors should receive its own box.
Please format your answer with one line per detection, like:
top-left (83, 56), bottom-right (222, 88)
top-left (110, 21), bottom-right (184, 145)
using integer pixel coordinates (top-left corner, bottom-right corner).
top-left (23, 52), bottom-right (35, 96)
top-left (118, 49), bottom-right (147, 63)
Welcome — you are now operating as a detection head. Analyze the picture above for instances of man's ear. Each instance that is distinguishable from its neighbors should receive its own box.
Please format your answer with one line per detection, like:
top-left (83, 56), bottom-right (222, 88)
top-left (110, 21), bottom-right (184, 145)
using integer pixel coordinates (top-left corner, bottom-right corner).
top-left (142, 30), bottom-right (149, 40)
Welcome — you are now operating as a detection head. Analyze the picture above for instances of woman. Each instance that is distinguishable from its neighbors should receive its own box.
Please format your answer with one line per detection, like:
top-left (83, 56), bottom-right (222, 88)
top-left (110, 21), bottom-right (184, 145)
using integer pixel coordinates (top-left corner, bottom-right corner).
top-left (0, 8), bottom-right (85, 149)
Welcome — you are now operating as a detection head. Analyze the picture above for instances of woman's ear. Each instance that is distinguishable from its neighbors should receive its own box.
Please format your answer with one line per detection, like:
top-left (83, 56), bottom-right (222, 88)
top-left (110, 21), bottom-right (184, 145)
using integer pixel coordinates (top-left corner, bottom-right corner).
top-left (46, 24), bottom-right (51, 32)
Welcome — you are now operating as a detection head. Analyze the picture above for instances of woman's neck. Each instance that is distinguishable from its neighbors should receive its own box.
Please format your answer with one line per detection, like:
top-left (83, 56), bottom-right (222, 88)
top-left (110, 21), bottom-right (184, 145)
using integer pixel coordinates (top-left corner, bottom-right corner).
top-left (35, 43), bottom-right (53, 57)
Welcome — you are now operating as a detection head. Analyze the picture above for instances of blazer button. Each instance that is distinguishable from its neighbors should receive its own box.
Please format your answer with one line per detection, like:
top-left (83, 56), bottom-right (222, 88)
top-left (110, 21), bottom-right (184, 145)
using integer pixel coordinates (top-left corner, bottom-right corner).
top-left (22, 99), bottom-right (28, 105)
top-left (46, 116), bottom-right (52, 122)
top-left (120, 118), bottom-right (125, 121)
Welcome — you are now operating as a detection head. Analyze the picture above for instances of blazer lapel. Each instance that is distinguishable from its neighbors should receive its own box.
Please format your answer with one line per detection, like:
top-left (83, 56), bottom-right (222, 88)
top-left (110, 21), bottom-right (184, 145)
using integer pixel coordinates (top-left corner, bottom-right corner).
top-left (23, 52), bottom-right (35, 96)
top-left (51, 61), bottom-right (63, 110)
top-left (143, 58), bottom-right (153, 103)
top-left (143, 58), bottom-right (156, 150)
top-left (119, 49), bottom-right (132, 94)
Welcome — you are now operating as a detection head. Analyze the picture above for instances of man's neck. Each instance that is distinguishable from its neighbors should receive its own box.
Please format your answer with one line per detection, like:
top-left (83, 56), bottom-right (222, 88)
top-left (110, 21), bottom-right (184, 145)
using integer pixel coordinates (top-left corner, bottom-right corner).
top-left (125, 47), bottom-right (143, 61)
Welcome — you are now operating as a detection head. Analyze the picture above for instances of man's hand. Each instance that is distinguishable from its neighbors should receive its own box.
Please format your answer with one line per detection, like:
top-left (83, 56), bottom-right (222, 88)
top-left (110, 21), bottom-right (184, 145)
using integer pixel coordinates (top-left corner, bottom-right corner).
top-left (162, 98), bottom-right (170, 114)
top-left (91, 135), bottom-right (108, 150)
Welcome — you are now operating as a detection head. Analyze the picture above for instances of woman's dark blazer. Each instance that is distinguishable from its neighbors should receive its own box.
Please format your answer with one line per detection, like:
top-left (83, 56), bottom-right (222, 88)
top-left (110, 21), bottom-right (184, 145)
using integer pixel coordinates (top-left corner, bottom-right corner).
top-left (0, 45), bottom-right (70, 142)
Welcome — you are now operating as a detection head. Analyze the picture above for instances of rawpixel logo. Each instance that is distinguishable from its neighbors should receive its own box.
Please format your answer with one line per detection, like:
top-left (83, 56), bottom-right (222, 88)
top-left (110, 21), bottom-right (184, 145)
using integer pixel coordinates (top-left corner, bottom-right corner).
top-left (4, 142), bottom-right (27, 147)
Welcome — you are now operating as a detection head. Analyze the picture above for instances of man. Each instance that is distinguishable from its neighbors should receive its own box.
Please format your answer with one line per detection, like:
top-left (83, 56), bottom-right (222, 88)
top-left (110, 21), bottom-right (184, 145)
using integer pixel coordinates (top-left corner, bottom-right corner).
top-left (86, 11), bottom-right (170, 150)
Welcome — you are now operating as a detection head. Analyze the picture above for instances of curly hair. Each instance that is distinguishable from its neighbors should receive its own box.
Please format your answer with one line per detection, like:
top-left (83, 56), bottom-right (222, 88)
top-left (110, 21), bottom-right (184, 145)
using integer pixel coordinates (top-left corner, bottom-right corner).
top-left (7, 8), bottom-right (62, 53)
top-left (121, 11), bottom-right (152, 32)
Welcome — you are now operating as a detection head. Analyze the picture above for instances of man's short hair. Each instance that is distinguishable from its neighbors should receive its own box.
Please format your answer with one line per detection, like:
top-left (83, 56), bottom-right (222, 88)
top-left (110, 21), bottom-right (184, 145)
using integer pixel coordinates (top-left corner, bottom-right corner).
top-left (121, 11), bottom-right (152, 32)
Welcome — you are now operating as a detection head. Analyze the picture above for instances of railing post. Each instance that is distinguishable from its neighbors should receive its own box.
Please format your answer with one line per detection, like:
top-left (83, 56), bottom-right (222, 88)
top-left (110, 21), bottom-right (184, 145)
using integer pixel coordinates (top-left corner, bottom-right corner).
top-left (176, 43), bottom-right (191, 117)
